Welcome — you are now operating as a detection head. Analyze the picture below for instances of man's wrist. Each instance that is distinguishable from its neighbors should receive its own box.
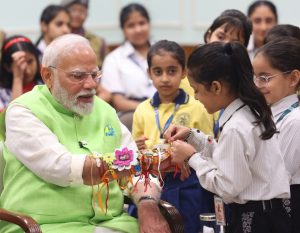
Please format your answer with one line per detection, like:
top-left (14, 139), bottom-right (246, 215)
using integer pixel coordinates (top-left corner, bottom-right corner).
top-left (138, 195), bottom-right (158, 204)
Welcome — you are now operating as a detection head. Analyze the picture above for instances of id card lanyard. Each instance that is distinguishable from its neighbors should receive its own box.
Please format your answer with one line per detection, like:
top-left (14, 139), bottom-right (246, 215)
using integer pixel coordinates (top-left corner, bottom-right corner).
top-left (155, 103), bottom-right (180, 139)
top-left (275, 101), bottom-right (299, 124)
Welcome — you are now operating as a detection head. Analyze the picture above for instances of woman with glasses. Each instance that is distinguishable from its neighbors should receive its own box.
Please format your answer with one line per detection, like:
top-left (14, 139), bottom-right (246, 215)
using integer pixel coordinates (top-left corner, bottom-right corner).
top-left (253, 37), bottom-right (300, 233)
top-left (0, 35), bottom-right (42, 112)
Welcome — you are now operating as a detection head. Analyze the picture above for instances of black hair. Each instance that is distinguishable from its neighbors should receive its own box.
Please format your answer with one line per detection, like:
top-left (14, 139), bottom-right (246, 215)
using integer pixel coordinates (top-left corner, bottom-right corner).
top-left (0, 35), bottom-right (41, 89)
top-left (36, 5), bottom-right (70, 46)
top-left (264, 24), bottom-right (300, 44)
top-left (147, 40), bottom-right (185, 69)
top-left (187, 42), bottom-right (276, 139)
top-left (204, 14), bottom-right (252, 47)
top-left (120, 3), bottom-right (150, 29)
top-left (247, 1), bottom-right (278, 22)
top-left (257, 37), bottom-right (300, 76)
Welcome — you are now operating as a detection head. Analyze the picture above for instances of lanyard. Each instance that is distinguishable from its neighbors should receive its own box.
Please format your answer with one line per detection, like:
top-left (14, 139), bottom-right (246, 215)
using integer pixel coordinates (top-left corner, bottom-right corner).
top-left (213, 108), bottom-right (225, 138)
top-left (155, 104), bottom-right (180, 138)
top-left (219, 104), bottom-right (246, 134)
top-left (275, 101), bottom-right (299, 124)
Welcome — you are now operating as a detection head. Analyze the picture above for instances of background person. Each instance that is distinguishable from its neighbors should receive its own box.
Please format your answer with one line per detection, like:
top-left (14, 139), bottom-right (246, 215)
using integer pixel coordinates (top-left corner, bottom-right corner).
top-left (101, 3), bottom-right (156, 131)
top-left (61, 0), bottom-right (111, 103)
top-left (36, 4), bottom-right (71, 62)
top-left (0, 35), bottom-right (42, 112)
top-left (247, 0), bottom-right (278, 60)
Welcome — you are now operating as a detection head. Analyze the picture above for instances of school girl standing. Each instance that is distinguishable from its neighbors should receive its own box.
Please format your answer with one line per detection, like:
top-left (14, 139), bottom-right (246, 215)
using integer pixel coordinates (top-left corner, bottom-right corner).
top-left (253, 37), bottom-right (300, 233)
top-left (164, 41), bottom-right (291, 233)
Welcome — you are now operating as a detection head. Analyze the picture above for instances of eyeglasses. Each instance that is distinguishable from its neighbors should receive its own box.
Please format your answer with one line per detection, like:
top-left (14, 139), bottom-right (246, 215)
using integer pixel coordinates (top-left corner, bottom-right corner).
top-left (49, 66), bottom-right (101, 83)
top-left (253, 71), bottom-right (291, 86)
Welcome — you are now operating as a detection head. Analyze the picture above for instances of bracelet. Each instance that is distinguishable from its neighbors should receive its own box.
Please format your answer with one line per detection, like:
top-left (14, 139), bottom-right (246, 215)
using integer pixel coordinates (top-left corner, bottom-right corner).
top-left (138, 195), bottom-right (157, 204)
top-left (184, 128), bottom-right (192, 142)
top-left (184, 151), bottom-right (197, 163)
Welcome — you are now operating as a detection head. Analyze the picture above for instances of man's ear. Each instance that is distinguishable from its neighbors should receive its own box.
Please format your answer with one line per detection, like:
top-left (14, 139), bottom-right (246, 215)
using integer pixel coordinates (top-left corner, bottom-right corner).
top-left (41, 66), bottom-right (53, 89)
top-left (210, 80), bottom-right (222, 95)
top-left (289, 69), bottom-right (300, 89)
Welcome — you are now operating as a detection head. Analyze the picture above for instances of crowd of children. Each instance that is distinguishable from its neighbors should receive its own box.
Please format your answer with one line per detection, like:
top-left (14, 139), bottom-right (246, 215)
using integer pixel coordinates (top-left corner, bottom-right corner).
top-left (1, 1), bottom-right (300, 233)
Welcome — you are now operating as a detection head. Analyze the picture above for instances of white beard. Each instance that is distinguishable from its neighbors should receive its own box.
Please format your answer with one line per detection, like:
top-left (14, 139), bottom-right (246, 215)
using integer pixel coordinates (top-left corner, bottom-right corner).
top-left (51, 78), bottom-right (96, 116)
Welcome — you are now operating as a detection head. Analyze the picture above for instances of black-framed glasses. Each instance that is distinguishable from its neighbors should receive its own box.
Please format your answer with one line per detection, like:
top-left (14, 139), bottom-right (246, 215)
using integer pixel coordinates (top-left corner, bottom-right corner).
top-left (253, 71), bottom-right (291, 86)
top-left (49, 66), bottom-right (102, 83)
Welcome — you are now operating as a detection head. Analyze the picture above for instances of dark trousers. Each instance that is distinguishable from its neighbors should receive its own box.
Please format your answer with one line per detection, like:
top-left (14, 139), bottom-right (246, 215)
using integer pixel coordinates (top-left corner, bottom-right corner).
top-left (227, 199), bottom-right (291, 233)
top-left (291, 185), bottom-right (300, 233)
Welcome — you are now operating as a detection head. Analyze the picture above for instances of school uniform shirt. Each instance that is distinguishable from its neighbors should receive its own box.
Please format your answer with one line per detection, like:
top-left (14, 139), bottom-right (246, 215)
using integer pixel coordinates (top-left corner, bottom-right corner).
top-left (132, 90), bottom-right (214, 148)
top-left (101, 41), bottom-right (156, 100)
top-left (187, 98), bottom-right (290, 204)
top-left (271, 94), bottom-right (300, 185)
top-left (247, 34), bottom-right (258, 61)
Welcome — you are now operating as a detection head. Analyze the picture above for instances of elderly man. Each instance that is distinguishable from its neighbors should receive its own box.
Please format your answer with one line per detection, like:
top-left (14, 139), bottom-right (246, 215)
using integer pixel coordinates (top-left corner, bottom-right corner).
top-left (0, 34), bottom-right (170, 233)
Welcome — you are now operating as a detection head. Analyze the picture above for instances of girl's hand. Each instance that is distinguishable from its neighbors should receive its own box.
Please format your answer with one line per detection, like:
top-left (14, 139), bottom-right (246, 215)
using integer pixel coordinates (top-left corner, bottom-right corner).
top-left (135, 136), bottom-right (148, 150)
top-left (170, 140), bottom-right (196, 165)
top-left (163, 124), bottom-right (190, 143)
top-left (11, 51), bottom-right (27, 80)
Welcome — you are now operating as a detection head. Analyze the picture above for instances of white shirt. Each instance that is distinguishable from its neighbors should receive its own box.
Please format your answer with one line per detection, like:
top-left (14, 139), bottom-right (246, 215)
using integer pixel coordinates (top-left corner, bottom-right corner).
top-left (101, 41), bottom-right (156, 100)
top-left (187, 98), bottom-right (290, 204)
top-left (5, 103), bottom-right (138, 187)
top-left (271, 94), bottom-right (300, 185)
top-left (247, 34), bottom-right (258, 61)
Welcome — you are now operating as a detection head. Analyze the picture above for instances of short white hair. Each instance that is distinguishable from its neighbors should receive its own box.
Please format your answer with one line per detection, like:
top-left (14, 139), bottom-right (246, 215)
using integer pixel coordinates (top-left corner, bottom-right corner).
top-left (42, 34), bottom-right (91, 67)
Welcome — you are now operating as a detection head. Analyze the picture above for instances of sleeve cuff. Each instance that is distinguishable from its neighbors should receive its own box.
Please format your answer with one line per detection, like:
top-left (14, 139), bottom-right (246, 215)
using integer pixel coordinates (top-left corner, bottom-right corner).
top-left (70, 154), bottom-right (86, 185)
top-left (189, 152), bottom-right (216, 176)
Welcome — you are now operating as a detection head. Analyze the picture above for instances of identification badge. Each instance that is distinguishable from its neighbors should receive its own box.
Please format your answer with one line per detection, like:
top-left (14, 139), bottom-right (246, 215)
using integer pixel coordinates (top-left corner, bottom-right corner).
top-left (214, 195), bottom-right (226, 226)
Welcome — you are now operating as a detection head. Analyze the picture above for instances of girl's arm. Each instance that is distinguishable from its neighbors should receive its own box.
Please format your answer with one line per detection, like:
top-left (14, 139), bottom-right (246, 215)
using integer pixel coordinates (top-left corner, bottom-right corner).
top-left (11, 51), bottom-right (27, 101)
top-left (189, 128), bottom-right (252, 202)
top-left (186, 128), bottom-right (217, 156)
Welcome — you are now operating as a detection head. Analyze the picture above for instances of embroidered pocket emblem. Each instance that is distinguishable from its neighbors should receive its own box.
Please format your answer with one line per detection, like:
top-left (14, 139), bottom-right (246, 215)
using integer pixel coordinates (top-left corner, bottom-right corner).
top-left (104, 124), bottom-right (115, 136)
top-left (175, 113), bottom-right (190, 126)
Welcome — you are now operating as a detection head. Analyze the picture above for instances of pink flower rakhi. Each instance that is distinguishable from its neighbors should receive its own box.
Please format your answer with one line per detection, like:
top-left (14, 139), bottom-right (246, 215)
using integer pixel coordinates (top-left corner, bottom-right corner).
top-left (112, 147), bottom-right (134, 171)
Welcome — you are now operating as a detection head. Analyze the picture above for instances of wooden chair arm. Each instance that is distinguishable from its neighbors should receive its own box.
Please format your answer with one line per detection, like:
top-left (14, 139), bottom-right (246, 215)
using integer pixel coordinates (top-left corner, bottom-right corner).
top-left (0, 208), bottom-right (42, 233)
top-left (158, 200), bottom-right (185, 233)
top-left (124, 196), bottom-right (185, 233)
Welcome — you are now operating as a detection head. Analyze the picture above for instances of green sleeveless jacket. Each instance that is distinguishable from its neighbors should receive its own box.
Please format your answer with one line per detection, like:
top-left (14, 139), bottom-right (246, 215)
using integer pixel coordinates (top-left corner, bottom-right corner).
top-left (0, 85), bottom-right (138, 233)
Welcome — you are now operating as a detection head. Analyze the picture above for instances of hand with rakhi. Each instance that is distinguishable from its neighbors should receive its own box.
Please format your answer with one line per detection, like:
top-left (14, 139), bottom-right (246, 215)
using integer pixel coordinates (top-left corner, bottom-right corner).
top-left (163, 124), bottom-right (190, 143)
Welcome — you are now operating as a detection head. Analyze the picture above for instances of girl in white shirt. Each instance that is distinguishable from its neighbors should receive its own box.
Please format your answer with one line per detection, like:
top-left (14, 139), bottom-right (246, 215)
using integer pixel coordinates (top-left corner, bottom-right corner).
top-left (164, 41), bottom-right (290, 233)
top-left (253, 37), bottom-right (300, 233)
top-left (101, 3), bottom-right (155, 131)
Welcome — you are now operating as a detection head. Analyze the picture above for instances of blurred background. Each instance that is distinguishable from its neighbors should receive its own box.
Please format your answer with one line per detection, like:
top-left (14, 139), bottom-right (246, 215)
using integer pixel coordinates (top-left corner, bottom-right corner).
top-left (1, 0), bottom-right (299, 47)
